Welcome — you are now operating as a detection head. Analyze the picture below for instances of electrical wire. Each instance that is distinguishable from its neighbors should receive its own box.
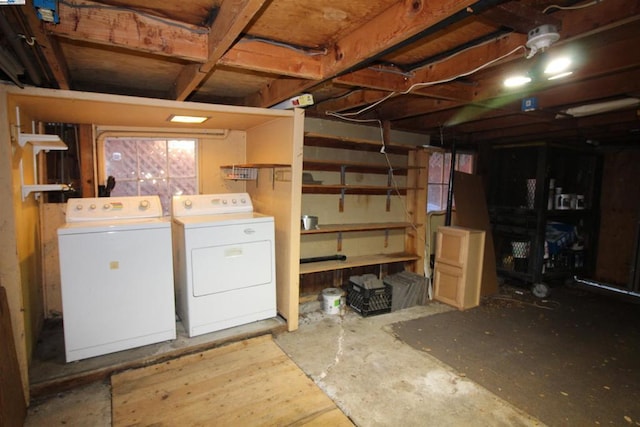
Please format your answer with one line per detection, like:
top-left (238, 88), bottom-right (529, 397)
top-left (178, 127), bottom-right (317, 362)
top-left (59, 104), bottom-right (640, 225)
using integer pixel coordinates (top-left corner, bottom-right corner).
top-left (58, 0), bottom-right (210, 34)
top-left (543, 0), bottom-right (604, 14)
top-left (240, 36), bottom-right (328, 57)
top-left (323, 41), bottom-right (530, 276)
top-left (326, 44), bottom-right (527, 119)
top-left (367, 65), bottom-right (414, 78)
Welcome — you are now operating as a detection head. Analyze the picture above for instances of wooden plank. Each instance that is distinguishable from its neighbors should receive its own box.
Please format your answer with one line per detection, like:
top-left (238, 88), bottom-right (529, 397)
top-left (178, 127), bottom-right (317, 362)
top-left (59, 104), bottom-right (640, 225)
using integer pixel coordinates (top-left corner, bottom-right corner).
top-left (31, 321), bottom-right (286, 399)
top-left (0, 286), bottom-right (26, 427)
top-left (174, 0), bottom-right (269, 100)
top-left (304, 160), bottom-right (417, 174)
top-left (41, 203), bottom-right (65, 316)
top-left (78, 124), bottom-right (96, 197)
top-left (301, 222), bottom-right (413, 234)
top-left (302, 184), bottom-right (415, 195)
top-left (245, 111), bottom-right (303, 332)
top-left (299, 252), bottom-right (419, 274)
top-left (48, 0), bottom-right (209, 62)
top-left (20, 4), bottom-right (71, 89)
top-left (452, 171), bottom-right (498, 296)
top-left (220, 38), bottom-right (323, 79)
top-left (111, 335), bottom-right (353, 426)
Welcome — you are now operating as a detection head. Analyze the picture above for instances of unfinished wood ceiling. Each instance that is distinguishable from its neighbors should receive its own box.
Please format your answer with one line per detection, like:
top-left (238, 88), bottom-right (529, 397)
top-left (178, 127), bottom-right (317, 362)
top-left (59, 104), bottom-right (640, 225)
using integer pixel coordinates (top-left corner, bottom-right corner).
top-left (1, 0), bottom-right (639, 147)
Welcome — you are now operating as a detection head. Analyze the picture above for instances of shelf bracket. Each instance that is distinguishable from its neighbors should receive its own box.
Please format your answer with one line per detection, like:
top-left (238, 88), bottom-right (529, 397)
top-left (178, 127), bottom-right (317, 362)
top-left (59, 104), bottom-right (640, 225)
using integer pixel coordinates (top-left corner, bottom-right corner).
top-left (339, 188), bottom-right (346, 212)
top-left (337, 231), bottom-right (343, 252)
top-left (384, 229), bottom-right (389, 248)
top-left (15, 106), bottom-right (69, 201)
top-left (340, 164), bottom-right (347, 186)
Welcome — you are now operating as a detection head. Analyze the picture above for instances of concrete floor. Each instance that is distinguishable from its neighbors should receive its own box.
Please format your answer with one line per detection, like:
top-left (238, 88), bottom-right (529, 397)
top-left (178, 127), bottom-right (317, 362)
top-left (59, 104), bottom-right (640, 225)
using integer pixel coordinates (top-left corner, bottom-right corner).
top-left (25, 301), bottom-right (543, 426)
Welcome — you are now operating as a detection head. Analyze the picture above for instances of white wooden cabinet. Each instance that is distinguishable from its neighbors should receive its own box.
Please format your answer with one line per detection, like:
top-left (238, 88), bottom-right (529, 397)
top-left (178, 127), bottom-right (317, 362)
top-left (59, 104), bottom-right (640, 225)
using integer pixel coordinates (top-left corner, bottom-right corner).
top-left (434, 226), bottom-right (485, 310)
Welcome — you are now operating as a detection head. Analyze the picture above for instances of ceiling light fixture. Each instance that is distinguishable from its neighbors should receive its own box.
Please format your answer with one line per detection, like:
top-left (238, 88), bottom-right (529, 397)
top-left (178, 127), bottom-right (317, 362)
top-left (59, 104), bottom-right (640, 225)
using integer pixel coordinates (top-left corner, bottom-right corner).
top-left (168, 114), bottom-right (210, 124)
top-left (547, 71), bottom-right (573, 81)
top-left (504, 75), bottom-right (532, 88)
top-left (558, 98), bottom-right (640, 118)
top-left (526, 25), bottom-right (560, 59)
top-left (503, 24), bottom-right (575, 88)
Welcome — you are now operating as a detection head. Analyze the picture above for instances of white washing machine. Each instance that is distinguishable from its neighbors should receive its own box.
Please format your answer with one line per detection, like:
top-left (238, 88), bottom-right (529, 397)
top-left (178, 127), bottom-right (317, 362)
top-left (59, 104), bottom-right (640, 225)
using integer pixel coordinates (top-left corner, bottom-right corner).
top-left (172, 193), bottom-right (276, 337)
top-left (57, 196), bottom-right (176, 362)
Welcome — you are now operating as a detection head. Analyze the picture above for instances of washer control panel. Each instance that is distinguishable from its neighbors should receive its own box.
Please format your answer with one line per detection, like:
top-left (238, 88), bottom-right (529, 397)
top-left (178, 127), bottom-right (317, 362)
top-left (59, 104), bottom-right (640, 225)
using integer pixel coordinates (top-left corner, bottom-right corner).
top-left (172, 193), bottom-right (253, 216)
top-left (65, 196), bottom-right (163, 222)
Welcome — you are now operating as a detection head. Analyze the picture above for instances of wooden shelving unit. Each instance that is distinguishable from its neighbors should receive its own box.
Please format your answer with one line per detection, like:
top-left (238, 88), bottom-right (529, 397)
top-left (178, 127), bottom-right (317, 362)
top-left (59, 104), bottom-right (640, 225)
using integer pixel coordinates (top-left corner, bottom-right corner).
top-left (299, 126), bottom-right (428, 299)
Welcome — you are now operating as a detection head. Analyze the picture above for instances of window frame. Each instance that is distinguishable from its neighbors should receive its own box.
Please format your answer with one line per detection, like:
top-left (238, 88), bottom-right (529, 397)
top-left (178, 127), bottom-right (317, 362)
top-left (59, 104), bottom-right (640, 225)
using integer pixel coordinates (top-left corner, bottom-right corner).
top-left (428, 150), bottom-right (476, 212)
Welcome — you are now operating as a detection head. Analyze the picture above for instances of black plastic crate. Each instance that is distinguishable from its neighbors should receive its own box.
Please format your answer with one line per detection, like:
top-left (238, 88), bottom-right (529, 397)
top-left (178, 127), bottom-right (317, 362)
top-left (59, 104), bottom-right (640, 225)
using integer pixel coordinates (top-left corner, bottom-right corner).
top-left (345, 281), bottom-right (392, 317)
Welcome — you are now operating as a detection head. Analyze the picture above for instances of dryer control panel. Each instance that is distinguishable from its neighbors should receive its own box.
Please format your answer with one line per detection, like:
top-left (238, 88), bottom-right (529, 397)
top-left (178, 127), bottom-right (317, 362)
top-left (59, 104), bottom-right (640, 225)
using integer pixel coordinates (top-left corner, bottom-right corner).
top-left (172, 193), bottom-right (253, 217)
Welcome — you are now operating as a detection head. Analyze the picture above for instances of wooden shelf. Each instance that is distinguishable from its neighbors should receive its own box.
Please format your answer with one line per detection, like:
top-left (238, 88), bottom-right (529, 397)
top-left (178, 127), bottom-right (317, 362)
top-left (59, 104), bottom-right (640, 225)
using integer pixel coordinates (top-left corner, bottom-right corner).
top-left (302, 184), bottom-right (420, 195)
top-left (220, 163), bottom-right (290, 168)
top-left (304, 132), bottom-right (418, 154)
top-left (303, 160), bottom-right (420, 175)
top-left (299, 252), bottom-right (420, 274)
top-left (301, 222), bottom-right (414, 235)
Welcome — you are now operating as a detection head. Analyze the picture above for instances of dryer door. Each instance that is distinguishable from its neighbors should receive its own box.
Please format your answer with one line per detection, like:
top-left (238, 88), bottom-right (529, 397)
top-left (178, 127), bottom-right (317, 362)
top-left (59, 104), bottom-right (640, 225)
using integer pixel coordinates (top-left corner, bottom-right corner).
top-left (191, 239), bottom-right (273, 296)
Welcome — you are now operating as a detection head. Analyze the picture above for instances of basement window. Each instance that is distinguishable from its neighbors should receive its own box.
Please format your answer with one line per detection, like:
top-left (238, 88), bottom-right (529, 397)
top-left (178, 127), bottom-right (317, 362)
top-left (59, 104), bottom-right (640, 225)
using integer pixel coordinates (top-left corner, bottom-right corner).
top-left (102, 137), bottom-right (197, 215)
top-left (428, 152), bottom-right (474, 212)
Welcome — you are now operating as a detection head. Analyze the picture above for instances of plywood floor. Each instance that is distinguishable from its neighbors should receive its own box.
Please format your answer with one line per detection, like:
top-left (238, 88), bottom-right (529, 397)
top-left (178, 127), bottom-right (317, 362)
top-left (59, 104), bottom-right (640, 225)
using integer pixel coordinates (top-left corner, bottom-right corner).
top-left (111, 334), bottom-right (353, 426)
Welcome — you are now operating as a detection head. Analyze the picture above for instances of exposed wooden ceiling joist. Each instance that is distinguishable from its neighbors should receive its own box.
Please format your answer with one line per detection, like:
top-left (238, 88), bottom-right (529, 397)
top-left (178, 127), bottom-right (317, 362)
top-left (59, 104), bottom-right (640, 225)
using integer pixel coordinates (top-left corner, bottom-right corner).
top-left (173, 0), bottom-right (268, 101)
top-left (2, 0), bottom-right (637, 148)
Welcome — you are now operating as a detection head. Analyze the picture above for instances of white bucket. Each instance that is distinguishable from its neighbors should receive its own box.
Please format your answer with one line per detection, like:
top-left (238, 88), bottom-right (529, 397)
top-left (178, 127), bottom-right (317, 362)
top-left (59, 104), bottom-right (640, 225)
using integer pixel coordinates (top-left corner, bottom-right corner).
top-left (322, 288), bottom-right (343, 315)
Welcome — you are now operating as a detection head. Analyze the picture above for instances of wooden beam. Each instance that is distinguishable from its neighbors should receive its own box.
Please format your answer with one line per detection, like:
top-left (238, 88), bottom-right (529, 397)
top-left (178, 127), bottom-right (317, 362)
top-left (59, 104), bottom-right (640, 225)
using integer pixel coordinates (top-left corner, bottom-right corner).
top-left (45, 0), bottom-right (208, 62)
top-left (469, 109), bottom-right (640, 143)
top-left (78, 124), bottom-right (95, 197)
top-left (312, 89), bottom-right (390, 115)
top-left (409, 32), bottom-right (527, 97)
top-left (219, 38), bottom-right (324, 80)
top-left (246, 77), bottom-right (316, 108)
top-left (251, 0), bottom-right (480, 108)
top-left (396, 65), bottom-right (640, 135)
top-left (479, 2), bottom-right (561, 33)
top-left (555, 0), bottom-right (640, 41)
top-left (20, 2), bottom-right (70, 89)
top-left (472, 31), bottom-right (640, 102)
top-left (369, 96), bottom-right (462, 121)
top-left (173, 0), bottom-right (268, 101)
top-left (333, 67), bottom-right (410, 92)
top-left (322, 0), bottom-right (478, 77)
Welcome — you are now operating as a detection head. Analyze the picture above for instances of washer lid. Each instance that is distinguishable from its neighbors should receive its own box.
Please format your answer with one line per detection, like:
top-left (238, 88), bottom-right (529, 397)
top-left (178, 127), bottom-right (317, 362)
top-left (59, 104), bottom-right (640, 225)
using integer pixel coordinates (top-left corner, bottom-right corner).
top-left (58, 217), bottom-right (170, 235)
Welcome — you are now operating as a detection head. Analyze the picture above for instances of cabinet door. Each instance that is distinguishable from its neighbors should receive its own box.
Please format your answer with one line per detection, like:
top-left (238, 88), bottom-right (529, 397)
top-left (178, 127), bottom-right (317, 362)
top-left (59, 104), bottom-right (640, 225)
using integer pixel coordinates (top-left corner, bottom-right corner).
top-left (436, 228), bottom-right (468, 267)
top-left (433, 262), bottom-right (464, 308)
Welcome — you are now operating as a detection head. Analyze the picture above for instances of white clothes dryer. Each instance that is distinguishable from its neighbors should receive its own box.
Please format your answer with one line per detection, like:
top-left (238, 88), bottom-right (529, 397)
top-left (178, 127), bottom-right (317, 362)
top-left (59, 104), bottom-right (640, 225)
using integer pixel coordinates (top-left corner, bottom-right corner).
top-left (172, 193), bottom-right (276, 337)
top-left (57, 196), bottom-right (176, 362)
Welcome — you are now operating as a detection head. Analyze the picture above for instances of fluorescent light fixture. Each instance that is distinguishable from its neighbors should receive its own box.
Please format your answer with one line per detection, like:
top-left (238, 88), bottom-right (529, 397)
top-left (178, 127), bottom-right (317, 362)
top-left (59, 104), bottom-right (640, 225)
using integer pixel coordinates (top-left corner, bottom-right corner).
top-left (504, 75), bottom-right (532, 88)
top-left (544, 57), bottom-right (571, 75)
top-left (168, 114), bottom-right (210, 124)
top-left (547, 71), bottom-right (573, 80)
top-left (557, 98), bottom-right (640, 118)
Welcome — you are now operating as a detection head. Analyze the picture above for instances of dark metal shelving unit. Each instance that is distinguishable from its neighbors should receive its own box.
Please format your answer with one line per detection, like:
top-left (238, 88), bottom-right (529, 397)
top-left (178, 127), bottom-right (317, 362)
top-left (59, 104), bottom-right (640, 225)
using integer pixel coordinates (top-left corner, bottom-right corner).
top-left (487, 142), bottom-right (602, 296)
